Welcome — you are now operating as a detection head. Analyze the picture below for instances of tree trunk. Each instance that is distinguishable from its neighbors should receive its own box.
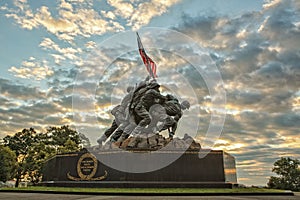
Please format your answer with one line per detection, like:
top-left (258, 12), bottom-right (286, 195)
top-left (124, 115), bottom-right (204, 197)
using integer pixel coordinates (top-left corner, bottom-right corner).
top-left (14, 168), bottom-right (22, 187)
top-left (15, 176), bottom-right (20, 187)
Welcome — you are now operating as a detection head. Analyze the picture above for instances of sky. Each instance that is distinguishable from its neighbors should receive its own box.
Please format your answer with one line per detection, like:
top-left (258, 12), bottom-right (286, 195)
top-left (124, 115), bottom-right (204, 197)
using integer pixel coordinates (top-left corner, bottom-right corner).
top-left (0, 0), bottom-right (299, 186)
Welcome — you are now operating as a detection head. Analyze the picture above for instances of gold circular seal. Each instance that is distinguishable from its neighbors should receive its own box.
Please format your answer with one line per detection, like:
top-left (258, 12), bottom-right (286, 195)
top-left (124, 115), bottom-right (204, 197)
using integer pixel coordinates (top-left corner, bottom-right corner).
top-left (77, 153), bottom-right (98, 180)
top-left (67, 152), bottom-right (108, 181)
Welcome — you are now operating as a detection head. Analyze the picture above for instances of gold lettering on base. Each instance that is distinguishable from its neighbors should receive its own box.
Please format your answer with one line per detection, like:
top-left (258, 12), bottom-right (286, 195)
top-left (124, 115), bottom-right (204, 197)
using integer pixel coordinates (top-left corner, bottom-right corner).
top-left (67, 153), bottom-right (108, 181)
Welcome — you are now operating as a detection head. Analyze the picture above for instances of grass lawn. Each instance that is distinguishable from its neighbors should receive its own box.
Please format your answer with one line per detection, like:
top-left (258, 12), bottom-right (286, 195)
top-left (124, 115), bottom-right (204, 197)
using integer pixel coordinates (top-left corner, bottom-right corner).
top-left (0, 186), bottom-right (289, 194)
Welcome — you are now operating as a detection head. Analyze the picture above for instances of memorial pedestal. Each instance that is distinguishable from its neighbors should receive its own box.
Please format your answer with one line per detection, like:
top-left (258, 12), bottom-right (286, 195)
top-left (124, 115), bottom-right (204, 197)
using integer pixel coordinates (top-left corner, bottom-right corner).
top-left (41, 148), bottom-right (237, 188)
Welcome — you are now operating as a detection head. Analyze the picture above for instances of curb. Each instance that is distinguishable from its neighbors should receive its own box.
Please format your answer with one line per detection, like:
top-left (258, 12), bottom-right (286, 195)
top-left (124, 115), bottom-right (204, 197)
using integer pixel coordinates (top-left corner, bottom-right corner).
top-left (0, 189), bottom-right (294, 196)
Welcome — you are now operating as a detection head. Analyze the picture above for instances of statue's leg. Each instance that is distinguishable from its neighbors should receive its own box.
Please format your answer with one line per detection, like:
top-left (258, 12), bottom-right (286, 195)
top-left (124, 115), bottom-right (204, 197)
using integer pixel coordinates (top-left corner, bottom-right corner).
top-left (105, 120), bottom-right (119, 137)
top-left (166, 117), bottom-right (176, 137)
top-left (159, 116), bottom-right (173, 131)
top-left (110, 128), bottom-right (123, 142)
top-left (158, 116), bottom-right (176, 138)
top-left (97, 120), bottom-right (118, 145)
top-left (170, 120), bottom-right (178, 133)
top-left (131, 105), bottom-right (151, 136)
top-left (117, 123), bottom-right (135, 142)
top-left (111, 122), bottom-right (128, 142)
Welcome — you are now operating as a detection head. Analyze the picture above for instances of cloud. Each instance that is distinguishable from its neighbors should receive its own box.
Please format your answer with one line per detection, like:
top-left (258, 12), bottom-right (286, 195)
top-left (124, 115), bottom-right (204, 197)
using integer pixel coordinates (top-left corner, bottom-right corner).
top-left (101, 10), bottom-right (116, 20)
top-left (105, 0), bottom-right (182, 30)
top-left (2, 0), bottom-right (147, 43)
top-left (0, 77), bottom-right (54, 136)
top-left (263, 0), bottom-right (282, 10)
top-left (51, 54), bottom-right (66, 65)
top-left (175, 0), bottom-right (300, 112)
top-left (58, 8), bottom-right (124, 38)
top-left (59, 0), bottom-right (73, 11)
top-left (227, 90), bottom-right (263, 106)
top-left (107, 0), bottom-right (134, 19)
top-left (0, 78), bottom-right (46, 100)
top-left (0, 101), bottom-right (68, 136)
top-left (0, 77), bottom-right (77, 137)
top-left (177, 15), bottom-right (219, 42)
top-left (127, 0), bottom-right (181, 30)
top-left (85, 41), bottom-right (97, 49)
top-left (274, 112), bottom-right (300, 127)
top-left (8, 57), bottom-right (54, 80)
top-left (256, 61), bottom-right (283, 78)
top-left (3, 1), bottom-right (125, 42)
top-left (39, 37), bottom-right (82, 60)
top-left (5, 0), bottom-right (181, 37)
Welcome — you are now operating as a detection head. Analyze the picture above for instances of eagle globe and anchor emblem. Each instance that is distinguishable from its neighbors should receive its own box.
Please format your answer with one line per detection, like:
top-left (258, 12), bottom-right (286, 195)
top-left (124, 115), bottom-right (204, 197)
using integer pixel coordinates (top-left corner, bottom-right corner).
top-left (67, 152), bottom-right (108, 181)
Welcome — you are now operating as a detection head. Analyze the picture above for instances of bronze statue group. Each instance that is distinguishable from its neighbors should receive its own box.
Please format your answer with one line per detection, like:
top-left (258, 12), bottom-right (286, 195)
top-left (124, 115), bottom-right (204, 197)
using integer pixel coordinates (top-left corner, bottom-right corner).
top-left (97, 76), bottom-right (190, 148)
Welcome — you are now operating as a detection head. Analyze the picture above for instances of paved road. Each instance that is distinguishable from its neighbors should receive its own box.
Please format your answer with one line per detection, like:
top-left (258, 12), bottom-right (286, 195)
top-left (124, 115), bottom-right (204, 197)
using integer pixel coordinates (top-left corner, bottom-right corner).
top-left (0, 192), bottom-right (299, 200)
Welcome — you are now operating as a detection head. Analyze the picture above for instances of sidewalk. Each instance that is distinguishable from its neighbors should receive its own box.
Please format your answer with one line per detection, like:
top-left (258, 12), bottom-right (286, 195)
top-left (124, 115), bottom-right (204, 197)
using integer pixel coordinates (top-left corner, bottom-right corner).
top-left (0, 191), bottom-right (298, 200)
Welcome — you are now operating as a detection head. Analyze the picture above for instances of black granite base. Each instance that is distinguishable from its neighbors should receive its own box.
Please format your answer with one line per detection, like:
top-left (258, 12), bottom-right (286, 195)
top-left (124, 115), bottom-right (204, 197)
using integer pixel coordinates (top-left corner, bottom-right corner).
top-left (40, 149), bottom-right (237, 188)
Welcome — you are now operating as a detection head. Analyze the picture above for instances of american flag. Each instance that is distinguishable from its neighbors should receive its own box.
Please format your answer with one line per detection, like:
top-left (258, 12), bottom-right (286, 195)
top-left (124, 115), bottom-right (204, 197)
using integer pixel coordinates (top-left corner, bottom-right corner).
top-left (136, 32), bottom-right (157, 78)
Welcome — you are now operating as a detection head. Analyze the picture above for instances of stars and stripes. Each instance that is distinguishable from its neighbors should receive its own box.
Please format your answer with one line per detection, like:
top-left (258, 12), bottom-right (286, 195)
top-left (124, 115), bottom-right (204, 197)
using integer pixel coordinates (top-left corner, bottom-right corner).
top-left (136, 32), bottom-right (157, 78)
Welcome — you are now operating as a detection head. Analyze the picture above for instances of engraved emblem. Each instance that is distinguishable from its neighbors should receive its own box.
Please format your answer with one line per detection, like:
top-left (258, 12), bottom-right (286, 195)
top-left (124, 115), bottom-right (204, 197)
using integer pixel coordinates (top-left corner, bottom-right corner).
top-left (67, 153), bottom-right (107, 181)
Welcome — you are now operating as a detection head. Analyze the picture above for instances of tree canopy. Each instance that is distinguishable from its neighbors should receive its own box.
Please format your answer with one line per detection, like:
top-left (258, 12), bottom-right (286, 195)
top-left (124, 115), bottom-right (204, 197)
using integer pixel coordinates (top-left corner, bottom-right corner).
top-left (2, 125), bottom-right (90, 186)
top-left (268, 157), bottom-right (300, 191)
top-left (0, 145), bottom-right (16, 182)
top-left (3, 128), bottom-right (37, 157)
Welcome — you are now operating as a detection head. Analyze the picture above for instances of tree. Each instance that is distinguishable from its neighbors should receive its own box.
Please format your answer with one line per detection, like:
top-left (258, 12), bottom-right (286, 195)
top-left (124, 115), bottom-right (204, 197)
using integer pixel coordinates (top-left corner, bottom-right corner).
top-left (0, 145), bottom-right (17, 182)
top-left (3, 128), bottom-right (37, 157)
top-left (79, 132), bottom-right (91, 148)
top-left (3, 126), bottom-right (90, 186)
top-left (3, 128), bottom-right (37, 187)
top-left (46, 125), bottom-right (81, 153)
top-left (22, 134), bottom-right (56, 185)
top-left (268, 157), bottom-right (300, 191)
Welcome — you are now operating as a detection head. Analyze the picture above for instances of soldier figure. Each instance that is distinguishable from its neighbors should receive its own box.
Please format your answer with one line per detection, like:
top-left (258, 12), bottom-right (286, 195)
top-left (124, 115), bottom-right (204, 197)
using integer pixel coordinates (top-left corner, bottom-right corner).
top-left (110, 78), bottom-right (151, 143)
top-left (96, 105), bottom-right (125, 146)
top-left (156, 95), bottom-right (190, 138)
top-left (97, 76), bottom-right (190, 149)
top-left (130, 81), bottom-right (166, 136)
top-left (97, 86), bottom-right (134, 146)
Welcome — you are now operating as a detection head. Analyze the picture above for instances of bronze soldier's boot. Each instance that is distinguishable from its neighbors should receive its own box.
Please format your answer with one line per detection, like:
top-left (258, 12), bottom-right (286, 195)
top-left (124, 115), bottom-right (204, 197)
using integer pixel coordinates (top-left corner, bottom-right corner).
top-left (113, 134), bottom-right (126, 147)
top-left (127, 136), bottom-right (142, 148)
top-left (116, 134), bottom-right (126, 143)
